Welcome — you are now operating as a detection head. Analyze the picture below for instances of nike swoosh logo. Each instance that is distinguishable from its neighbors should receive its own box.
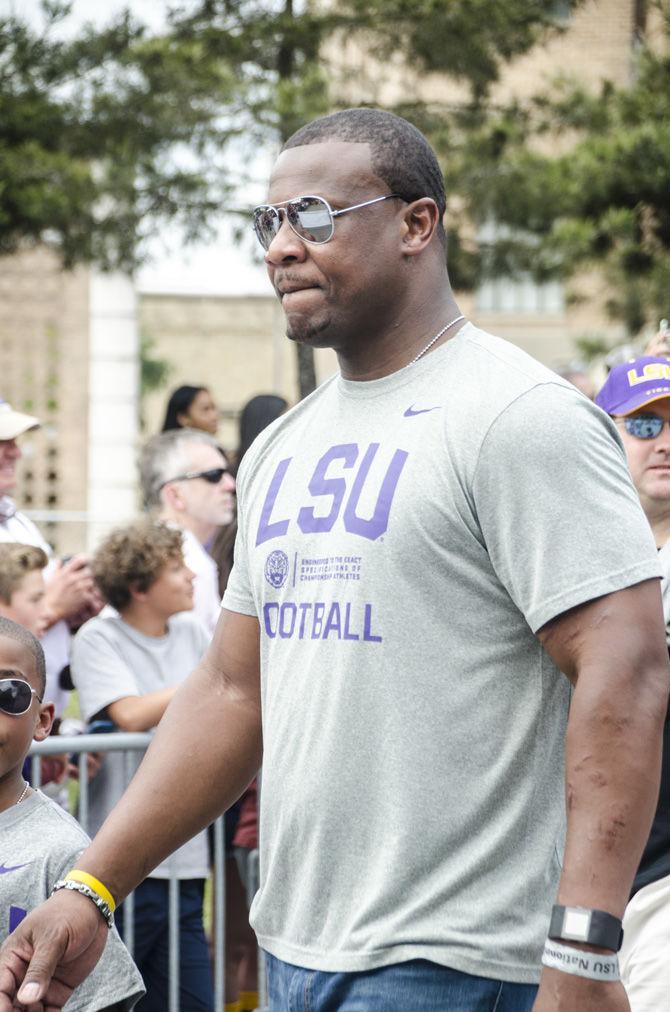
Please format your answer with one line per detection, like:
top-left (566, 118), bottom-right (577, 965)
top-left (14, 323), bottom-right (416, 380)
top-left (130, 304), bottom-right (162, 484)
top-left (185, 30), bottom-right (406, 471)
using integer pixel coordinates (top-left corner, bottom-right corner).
top-left (403, 405), bottom-right (442, 417)
top-left (0, 862), bottom-right (30, 875)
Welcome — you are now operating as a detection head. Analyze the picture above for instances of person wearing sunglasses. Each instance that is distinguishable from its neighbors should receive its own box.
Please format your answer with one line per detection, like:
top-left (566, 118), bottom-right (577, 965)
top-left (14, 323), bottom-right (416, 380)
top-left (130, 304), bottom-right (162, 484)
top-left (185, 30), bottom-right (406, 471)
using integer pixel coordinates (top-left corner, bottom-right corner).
top-left (140, 428), bottom-right (236, 637)
top-left (0, 616), bottom-right (145, 1010)
top-left (3, 110), bottom-right (669, 1012)
top-left (595, 356), bottom-right (670, 1012)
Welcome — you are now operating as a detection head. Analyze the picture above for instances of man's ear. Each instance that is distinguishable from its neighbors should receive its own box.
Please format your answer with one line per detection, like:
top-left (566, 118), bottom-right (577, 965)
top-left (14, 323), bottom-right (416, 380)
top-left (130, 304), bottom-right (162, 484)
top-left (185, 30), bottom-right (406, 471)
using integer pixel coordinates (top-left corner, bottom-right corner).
top-left (128, 581), bottom-right (148, 605)
top-left (161, 483), bottom-right (185, 514)
top-left (400, 198), bottom-right (441, 256)
top-left (34, 701), bottom-right (55, 743)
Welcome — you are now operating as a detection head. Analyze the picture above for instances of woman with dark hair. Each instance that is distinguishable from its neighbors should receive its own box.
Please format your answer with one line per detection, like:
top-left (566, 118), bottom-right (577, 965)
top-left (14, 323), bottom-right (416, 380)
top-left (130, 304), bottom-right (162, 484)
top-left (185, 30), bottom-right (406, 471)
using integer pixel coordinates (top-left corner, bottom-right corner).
top-left (237, 394), bottom-right (288, 464)
top-left (161, 385), bottom-right (219, 435)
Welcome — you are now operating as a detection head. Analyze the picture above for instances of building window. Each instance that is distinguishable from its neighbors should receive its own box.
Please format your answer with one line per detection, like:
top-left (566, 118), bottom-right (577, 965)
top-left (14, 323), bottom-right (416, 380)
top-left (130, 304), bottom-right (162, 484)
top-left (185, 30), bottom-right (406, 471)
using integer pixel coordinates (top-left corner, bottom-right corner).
top-left (475, 275), bottom-right (564, 315)
top-left (474, 219), bottom-right (565, 316)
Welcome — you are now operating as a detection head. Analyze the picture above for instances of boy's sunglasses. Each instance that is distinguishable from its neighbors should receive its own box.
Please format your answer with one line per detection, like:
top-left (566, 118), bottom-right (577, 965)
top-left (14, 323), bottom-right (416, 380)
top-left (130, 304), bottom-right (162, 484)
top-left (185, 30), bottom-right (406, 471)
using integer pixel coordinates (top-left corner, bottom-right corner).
top-left (621, 413), bottom-right (670, 439)
top-left (252, 193), bottom-right (402, 251)
top-left (0, 678), bottom-right (42, 716)
top-left (159, 466), bottom-right (231, 491)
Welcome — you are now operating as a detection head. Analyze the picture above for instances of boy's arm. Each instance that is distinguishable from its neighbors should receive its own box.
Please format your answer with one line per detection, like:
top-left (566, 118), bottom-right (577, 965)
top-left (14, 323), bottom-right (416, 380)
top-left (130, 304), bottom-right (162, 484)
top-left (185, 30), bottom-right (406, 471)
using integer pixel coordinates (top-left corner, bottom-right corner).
top-left (0, 609), bottom-right (262, 1010)
top-left (106, 687), bottom-right (178, 732)
top-left (72, 623), bottom-right (151, 729)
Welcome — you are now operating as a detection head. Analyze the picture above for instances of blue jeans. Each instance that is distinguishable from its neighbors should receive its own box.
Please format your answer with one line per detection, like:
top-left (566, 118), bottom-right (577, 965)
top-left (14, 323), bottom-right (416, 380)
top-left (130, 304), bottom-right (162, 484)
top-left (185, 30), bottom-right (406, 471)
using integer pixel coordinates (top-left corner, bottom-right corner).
top-left (116, 878), bottom-right (214, 1012)
top-left (265, 954), bottom-right (538, 1011)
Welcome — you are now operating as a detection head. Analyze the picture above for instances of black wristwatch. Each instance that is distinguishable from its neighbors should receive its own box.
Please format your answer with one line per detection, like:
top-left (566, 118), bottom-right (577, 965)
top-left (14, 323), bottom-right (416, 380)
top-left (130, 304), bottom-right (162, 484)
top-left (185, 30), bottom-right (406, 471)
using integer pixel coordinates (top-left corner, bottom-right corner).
top-left (549, 905), bottom-right (623, 952)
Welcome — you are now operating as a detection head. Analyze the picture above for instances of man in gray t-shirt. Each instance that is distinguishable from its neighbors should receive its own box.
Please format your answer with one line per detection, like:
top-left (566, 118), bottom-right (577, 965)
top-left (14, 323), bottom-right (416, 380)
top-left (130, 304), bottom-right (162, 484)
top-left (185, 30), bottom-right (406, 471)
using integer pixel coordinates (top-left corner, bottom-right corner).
top-left (2, 110), bottom-right (669, 1012)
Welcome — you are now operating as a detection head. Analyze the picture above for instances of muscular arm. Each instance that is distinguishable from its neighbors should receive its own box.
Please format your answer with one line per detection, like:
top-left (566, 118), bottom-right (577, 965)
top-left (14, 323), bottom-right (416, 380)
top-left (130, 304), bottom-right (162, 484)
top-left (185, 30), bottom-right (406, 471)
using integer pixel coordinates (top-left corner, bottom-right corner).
top-left (0, 608), bottom-right (262, 1009)
top-left (534, 578), bottom-right (670, 1010)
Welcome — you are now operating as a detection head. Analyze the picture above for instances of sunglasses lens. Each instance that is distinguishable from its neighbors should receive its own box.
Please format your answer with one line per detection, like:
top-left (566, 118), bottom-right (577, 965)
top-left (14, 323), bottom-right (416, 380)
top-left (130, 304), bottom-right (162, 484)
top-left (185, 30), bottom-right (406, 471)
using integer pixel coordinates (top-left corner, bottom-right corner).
top-left (625, 414), bottom-right (664, 439)
top-left (0, 679), bottom-right (32, 715)
top-left (286, 197), bottom-right (333, 244)
top-left (253, 206), bottom-right (280, 251)
top-left (203, 468), bottom-right (226, 484)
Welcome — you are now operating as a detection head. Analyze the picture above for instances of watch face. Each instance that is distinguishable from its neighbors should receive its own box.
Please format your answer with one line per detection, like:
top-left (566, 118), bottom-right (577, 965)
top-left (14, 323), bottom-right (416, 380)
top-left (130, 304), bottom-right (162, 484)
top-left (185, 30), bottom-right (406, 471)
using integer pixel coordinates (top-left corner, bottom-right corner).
top-left (563, 908), bottom-right (591, 941)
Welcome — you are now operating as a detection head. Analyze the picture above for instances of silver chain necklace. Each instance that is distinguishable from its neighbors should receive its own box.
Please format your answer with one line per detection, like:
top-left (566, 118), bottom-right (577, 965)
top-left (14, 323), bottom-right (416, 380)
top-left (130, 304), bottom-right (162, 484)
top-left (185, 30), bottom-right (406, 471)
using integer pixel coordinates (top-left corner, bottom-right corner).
top-left (15, 781), bottom-right (29, 806)
top-left (409, 314), bottom-right (465, 365)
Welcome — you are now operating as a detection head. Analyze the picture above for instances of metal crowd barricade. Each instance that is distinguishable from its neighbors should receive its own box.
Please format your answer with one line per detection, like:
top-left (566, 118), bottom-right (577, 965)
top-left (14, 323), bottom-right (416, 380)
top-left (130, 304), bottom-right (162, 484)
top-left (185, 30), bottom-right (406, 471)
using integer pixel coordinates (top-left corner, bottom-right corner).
top-left (28, 732), bottom-right (243, 1012)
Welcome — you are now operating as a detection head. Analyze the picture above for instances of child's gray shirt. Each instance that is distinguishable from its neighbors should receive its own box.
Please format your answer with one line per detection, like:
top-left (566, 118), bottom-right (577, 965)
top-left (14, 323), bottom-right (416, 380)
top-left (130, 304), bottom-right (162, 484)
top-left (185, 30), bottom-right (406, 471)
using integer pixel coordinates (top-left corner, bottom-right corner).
top-left (0, 790), bottom-right (145, 1011)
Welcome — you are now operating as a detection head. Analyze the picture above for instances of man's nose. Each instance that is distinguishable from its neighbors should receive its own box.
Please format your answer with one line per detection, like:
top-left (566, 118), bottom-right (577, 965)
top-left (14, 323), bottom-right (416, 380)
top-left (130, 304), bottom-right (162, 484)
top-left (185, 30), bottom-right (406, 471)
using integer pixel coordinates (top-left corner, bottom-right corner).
top-left (264, 215), bottom-right (308, 265)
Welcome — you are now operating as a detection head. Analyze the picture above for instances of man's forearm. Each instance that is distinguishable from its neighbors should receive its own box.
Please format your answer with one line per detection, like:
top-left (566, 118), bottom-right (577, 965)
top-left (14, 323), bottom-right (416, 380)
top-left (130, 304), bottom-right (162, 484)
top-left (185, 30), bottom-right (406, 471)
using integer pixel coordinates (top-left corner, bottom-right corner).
top-left (557, 662), bottom-right (666, 916)
top-left (72, 633), bottom-right (262, 902)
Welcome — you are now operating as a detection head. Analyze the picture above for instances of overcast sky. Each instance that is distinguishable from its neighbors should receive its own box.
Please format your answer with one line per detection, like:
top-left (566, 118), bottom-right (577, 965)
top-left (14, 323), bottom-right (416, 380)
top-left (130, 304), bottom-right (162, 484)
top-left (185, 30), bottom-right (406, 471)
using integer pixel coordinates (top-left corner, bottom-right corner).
top-left (10, 0), bottom-right (273, 296)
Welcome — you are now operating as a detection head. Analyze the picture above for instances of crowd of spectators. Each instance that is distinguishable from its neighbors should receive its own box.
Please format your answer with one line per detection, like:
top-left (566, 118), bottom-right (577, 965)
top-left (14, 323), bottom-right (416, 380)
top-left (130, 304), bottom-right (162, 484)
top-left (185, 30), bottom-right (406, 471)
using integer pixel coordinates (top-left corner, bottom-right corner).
top-left (0, 385), bottom-right (286, 1012)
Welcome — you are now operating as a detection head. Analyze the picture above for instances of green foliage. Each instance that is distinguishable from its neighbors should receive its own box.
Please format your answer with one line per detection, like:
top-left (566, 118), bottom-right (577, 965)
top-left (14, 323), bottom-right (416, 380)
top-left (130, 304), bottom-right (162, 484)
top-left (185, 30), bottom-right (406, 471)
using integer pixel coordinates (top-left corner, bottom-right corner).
top-left (0, 0), bottom-right (238, 270)
top-left (139, 334), bottom-right (172, 431)
top-left (1, 0), bottom-right (590, 394)
top-left (140, 334), bottom-right (172, 396)
top-left (441, 1), bottom-right (670, 334)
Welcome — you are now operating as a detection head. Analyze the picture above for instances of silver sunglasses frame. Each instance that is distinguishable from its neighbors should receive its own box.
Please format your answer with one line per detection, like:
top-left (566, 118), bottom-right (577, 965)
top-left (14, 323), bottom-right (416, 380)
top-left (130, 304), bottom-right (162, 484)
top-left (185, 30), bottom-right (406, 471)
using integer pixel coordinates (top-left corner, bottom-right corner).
top-left (252, 193), bottom-right (401, 249)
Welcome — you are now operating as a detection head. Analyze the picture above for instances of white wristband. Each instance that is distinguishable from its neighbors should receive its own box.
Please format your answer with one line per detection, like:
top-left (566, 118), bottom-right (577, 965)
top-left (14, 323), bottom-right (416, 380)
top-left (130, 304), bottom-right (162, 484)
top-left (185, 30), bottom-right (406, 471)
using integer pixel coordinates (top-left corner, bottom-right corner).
top-left (542, 939), bottom-right (620, 982)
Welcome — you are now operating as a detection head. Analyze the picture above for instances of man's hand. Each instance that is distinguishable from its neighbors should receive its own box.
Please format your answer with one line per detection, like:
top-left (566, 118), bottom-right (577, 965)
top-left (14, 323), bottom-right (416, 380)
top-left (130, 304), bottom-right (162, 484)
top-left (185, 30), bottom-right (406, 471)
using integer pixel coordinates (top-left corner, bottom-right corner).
top-left (43, 556), bottom-right (97, 627)
top-left (533, 968), bottom-right (630, 1010)
top-left (0, 890), bottom-right (107, 1010)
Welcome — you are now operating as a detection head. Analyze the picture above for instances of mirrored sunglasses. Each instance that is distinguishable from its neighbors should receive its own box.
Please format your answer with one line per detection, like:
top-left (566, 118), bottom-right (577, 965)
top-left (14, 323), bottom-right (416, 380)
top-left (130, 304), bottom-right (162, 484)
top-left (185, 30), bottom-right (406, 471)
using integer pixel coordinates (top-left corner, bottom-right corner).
top-left (0, 677), bottom-right (42, 716)
top-left (622, 413), bottom-right (669, 439)
top-left (159, 466), bottom-right (231, 491)
top-left (252, 193), bottom-right (401, 251)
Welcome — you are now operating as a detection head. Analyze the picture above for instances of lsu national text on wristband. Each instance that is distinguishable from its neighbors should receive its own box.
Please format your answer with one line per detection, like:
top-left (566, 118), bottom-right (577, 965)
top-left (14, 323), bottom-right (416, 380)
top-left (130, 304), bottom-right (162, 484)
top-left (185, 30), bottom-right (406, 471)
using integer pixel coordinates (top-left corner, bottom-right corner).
top-left (542, 939), bottom-right (620, 982)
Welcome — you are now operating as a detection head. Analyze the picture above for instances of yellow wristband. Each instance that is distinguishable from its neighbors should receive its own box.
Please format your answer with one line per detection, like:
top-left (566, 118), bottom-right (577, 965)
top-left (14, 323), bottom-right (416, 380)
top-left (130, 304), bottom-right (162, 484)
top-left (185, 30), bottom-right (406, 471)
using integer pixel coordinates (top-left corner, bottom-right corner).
top-left (64, 870), bottom-right (116, 913)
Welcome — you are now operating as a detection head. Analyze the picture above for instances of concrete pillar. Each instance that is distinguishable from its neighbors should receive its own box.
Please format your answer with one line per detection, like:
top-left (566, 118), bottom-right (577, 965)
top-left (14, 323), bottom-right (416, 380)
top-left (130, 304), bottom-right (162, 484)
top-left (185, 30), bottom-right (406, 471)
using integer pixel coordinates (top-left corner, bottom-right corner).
top-left (87, 271), bottom-right (139, 549)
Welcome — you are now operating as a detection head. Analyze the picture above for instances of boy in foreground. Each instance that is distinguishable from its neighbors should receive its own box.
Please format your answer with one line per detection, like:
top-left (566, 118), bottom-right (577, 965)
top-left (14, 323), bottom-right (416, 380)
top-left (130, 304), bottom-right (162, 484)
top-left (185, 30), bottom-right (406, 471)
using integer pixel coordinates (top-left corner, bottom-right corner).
top-left (0, 616), bottom-right (144, 1010)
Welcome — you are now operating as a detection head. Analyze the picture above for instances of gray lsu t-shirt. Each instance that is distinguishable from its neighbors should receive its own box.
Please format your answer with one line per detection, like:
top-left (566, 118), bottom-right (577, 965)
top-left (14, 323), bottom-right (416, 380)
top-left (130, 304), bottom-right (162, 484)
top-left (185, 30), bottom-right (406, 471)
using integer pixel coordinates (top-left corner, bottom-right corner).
top-left (71, 612), bottom-right (210, 879)
top-left (0, 791), bottom-right (145, 1011)
top-left (223, 323), bottom-right (661, 983)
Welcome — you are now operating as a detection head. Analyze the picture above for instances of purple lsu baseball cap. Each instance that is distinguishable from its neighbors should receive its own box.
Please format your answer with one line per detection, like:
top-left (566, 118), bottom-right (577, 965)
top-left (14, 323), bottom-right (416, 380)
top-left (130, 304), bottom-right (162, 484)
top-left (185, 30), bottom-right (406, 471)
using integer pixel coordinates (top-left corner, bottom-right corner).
top-left (595, 356), bottom-right (670, 416)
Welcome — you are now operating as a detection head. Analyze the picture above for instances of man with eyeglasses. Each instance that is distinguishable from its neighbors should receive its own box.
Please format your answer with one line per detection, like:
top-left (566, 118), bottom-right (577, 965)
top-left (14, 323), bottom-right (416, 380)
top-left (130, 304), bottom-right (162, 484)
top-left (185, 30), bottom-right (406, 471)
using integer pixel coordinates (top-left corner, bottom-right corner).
top-left (1, 109), bottom-right (668, 1012)
top-left (140, 429), bottom-right (236, 636)
top-left (595, 356), bottom-right (670, 1011)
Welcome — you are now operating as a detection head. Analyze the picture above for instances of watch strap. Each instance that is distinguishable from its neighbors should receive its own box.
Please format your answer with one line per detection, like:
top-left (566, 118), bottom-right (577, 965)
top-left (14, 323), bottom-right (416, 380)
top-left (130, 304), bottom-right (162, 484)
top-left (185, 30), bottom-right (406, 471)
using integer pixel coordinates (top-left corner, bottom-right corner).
top-left (549, 905), bottom-right (623, 952)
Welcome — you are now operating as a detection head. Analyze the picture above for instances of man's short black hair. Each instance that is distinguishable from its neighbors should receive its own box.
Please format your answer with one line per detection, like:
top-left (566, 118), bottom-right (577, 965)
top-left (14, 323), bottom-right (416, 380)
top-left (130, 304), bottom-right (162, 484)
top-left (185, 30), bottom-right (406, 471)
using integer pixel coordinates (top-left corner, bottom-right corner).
top-left (0, 616), bottom-right (46, 696)
top-left (283, 108), bottom-right (447, 244)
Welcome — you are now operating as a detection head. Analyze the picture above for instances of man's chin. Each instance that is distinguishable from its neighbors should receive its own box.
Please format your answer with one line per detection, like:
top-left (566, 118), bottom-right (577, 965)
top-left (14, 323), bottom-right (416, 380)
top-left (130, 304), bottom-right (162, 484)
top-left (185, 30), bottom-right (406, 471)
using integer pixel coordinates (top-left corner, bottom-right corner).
top-left (285, 314), bottom-right (333, 348)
